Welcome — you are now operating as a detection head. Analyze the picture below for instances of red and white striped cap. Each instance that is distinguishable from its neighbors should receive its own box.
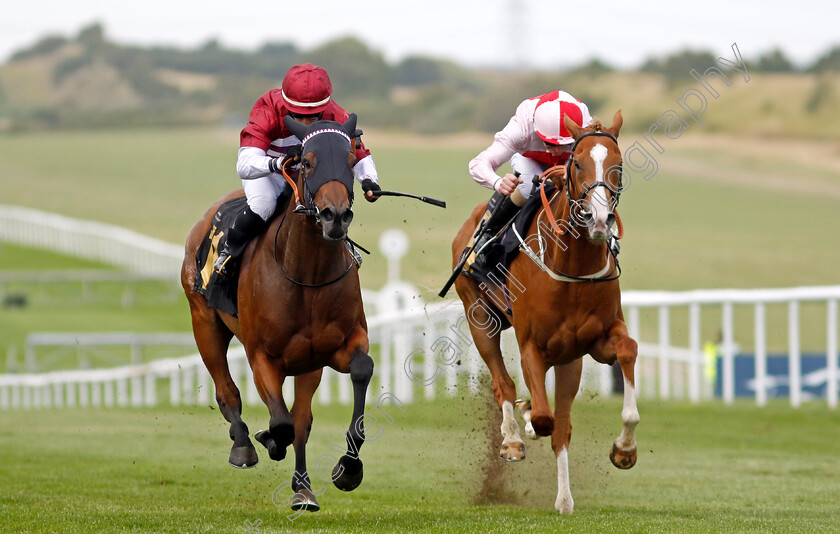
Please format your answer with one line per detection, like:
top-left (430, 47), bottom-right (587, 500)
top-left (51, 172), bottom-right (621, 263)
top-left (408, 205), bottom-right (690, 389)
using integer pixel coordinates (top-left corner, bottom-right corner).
top-left (281, 63), bottom-right (333, 115)
top-left (533, 91), bottom-right (591, 145)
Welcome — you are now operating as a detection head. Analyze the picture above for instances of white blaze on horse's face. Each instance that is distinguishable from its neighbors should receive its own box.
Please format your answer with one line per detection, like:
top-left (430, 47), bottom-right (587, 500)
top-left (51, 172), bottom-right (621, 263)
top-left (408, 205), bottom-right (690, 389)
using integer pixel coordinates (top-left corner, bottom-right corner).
top-left (586, 143), bottom-right (611, 241)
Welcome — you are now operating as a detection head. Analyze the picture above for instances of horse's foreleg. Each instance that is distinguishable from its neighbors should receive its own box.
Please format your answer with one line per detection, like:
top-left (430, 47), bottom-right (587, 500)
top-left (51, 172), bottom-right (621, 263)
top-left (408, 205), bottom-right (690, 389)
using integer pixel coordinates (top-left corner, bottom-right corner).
top-left (250, 352), bottom-right (294, 461)
top-left (289, 370), bottom-right (322, 512)
top-left (551, 359), bottom-right (582, 514)
top-left (590, 322), bottom-right (640, 469)
top-left (611, 331), bottom-right (639, 469)
top-left (332, 348), bottom-right (374, 492)
top-left (520, 342), bottom-right (553, 437)
top-left (189, 306), bottom-right (258, 469)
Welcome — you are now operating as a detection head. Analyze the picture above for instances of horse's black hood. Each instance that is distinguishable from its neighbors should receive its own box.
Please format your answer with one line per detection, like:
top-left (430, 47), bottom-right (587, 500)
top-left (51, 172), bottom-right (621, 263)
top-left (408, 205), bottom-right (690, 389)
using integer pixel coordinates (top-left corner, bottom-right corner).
top-left (284, 115), bottom-right (357, 200)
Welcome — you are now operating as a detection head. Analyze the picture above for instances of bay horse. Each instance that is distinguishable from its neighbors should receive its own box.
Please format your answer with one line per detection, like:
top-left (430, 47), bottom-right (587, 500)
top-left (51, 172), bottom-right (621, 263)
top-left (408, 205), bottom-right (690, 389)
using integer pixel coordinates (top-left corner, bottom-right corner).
top-left (451, 111), bottom-right (639, 513)
top-left (180, 115), bottom-right (373, 513)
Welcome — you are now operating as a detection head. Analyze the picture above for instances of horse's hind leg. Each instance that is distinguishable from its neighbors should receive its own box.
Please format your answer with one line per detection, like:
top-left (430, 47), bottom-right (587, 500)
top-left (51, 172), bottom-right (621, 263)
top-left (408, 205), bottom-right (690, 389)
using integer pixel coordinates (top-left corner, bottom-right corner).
top-left (288, 370), bottom-right (323, 513)
top-left (455, 280), bottom-right (524, 461)
top-left (332, 348), bottom-right (374, 491)
top-left (551, 359), bottom-right (583, 514)
top-left (251, 351), bottom-right (295, 461)
top-left (188, 305), bottom-right (258, 468)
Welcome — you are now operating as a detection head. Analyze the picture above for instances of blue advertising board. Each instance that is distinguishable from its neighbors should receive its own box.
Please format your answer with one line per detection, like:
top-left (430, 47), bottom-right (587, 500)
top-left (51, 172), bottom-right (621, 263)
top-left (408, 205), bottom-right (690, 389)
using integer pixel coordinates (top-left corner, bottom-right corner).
top-left (715, 353), bottom-right (837, 399)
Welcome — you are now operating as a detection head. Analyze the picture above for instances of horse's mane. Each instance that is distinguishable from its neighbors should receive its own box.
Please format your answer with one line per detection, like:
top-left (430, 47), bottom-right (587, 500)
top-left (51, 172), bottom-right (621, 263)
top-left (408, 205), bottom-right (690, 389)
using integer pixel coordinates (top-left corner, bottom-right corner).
top-left (589, 119), bottom-right (603, 132)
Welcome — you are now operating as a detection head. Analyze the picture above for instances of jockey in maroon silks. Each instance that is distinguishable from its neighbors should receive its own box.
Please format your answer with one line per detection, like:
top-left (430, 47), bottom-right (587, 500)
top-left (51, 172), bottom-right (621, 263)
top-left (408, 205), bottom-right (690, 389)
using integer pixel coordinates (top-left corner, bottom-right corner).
top-left (467, 91), bottom-right (593, 257)
top-left (214, 63), bottom-right (380, 275)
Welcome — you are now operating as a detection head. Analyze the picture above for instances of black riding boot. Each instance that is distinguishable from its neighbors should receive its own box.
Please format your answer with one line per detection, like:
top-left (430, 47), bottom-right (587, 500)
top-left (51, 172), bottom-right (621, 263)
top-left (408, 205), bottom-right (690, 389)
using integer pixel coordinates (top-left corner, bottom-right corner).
top-left (213, 205), bottom-right (266, 276)
top-left (472, 192), bottom-right (522, 255)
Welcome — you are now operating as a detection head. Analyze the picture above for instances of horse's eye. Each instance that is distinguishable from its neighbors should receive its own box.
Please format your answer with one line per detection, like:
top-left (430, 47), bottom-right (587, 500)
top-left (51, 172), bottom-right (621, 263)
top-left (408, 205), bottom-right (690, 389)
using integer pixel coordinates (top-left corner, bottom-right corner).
top-left (302, 159), bottom-right (311, 169)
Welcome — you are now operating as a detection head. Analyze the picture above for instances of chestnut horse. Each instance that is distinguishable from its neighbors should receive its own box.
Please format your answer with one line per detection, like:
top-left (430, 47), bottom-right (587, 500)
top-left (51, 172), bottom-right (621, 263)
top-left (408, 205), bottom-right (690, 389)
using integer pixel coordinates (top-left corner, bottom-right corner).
top-left (181, 115), bottom-right (373, 513)
top-left (451, 111), bottom-right (639, 513)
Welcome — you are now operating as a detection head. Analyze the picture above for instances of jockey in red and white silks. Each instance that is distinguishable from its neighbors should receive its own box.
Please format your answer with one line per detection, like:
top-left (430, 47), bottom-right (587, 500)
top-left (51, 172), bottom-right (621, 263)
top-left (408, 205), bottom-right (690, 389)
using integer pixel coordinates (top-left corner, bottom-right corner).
top-left (469, 90), bottom-right (593, 201)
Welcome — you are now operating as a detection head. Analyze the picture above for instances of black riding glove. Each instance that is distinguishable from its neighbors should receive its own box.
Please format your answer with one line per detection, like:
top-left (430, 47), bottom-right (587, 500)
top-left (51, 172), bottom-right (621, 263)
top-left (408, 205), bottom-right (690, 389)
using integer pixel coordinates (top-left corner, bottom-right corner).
top-left (361, 179), bottom-right (381, 202)
top-left (282, 144), bottom-right (302, 163)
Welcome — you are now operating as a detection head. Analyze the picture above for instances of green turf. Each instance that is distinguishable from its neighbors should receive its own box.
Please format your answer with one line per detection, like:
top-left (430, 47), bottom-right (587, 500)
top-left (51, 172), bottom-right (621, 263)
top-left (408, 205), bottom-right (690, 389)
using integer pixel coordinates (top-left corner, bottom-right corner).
top-left (0, 396), bottom-right (838, 533)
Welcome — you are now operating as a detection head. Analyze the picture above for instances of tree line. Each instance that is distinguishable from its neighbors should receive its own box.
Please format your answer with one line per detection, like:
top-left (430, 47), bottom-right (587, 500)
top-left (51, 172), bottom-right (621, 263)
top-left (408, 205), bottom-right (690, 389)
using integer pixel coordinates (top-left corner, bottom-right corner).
top-left (2, 23), bottom-right (838, 133)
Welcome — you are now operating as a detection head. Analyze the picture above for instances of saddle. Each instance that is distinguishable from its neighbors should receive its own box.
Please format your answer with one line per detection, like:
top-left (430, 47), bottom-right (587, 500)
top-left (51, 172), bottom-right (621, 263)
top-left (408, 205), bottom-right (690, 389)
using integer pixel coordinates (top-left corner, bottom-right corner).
top-left (193, 194), bottom-right (289, 317)
top-left (466, 181), bottom-right (557, 287)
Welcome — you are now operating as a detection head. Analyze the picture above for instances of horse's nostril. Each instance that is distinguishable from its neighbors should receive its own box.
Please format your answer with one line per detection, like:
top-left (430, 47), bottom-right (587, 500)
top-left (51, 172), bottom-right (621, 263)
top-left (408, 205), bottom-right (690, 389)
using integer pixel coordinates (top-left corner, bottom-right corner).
top-left (341, 209), bottom-right (354, 225)
top-left (320, 208), bottom-right (335, 222)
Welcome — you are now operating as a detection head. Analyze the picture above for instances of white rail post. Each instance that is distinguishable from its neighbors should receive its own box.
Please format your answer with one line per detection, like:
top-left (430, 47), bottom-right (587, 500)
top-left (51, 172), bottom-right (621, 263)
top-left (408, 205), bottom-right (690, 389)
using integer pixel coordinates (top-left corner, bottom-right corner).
top-left (79, 381), bottom-right (89, 407)
top-left (144, 372), bottom-right (157, 407)
top-left (394, 327), bottom-right (413, 404)
top-left (722, 302), bottom-right (735, 404)
top-left (53, 382), bottom-right (64, 408)
top-left (104, 380), bottom-right (115, 407)
top-left (754, 303), bottom-right (767, 407)
top-left (658, 305), bottom-right (670, 400)
top-left (318, 368), bottom-right (332, 405)
top-left (117, 378), bottom-right (129, 406)
top-left (169, 369), bottom-right (180, 405)
top-left (379, 326), bottom-right (392, 397)
top-left (788, 301), bottom-right (801, 408)
top-left (828, 299), bottom-right (838, 409)
top-left (92, 381), bottom-right (102, 407)
top-left (66, 380), bottom-right (76, 407)
top-left (689, 303), bottom-right (701, 403)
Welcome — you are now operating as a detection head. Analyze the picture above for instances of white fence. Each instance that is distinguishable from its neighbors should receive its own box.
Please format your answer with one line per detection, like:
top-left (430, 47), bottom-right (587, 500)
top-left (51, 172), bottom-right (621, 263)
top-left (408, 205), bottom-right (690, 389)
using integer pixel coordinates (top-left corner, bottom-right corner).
top-left (0, 205), bottom-right (182, 277)
top-left (2, 285), bottom-right (839, 410)
top-left (1, 206), bottom-right (837, 409)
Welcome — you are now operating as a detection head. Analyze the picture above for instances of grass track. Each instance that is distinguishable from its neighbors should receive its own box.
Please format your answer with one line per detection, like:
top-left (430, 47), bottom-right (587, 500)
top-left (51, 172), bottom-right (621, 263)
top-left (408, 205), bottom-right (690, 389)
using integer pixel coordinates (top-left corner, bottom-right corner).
top-left (1, 396), bottom-right (839, 533)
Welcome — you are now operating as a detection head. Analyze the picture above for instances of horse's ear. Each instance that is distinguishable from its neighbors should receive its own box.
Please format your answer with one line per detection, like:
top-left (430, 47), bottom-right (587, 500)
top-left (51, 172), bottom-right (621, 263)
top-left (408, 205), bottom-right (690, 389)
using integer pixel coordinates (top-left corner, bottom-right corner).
top-left (284, 115), bottom-right (310, 140)
top-left (607, 109), bottom-right (623, 138)
top-left (340, 113), bottom-right (358, 138)
top-left (564, 116), bottom-right (582, 140)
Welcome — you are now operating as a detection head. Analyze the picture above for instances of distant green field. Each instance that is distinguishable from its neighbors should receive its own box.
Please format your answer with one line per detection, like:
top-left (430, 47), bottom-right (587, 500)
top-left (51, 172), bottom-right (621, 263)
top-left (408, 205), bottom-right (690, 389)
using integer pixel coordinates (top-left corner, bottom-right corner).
top-left (0, 397), bottom-right (838, 533)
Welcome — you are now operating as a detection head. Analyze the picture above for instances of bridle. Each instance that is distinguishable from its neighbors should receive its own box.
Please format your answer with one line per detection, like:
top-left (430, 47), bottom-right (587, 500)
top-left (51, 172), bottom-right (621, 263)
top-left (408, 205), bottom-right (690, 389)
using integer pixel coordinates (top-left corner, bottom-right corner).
top-left (274, 128), bottom-right (358, 288)
top-left (563, 129), bottom-right (623, 229)
top-left (518, 127), bottom-right (624, 283)
top-left (280, 127), bottom-right (356, 220)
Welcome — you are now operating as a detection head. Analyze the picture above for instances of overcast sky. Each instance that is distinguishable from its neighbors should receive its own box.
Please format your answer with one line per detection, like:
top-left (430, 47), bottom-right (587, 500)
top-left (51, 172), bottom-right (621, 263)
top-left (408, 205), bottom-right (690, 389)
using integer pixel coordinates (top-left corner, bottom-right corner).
top-left (1, 1), bottom-right (835, 69)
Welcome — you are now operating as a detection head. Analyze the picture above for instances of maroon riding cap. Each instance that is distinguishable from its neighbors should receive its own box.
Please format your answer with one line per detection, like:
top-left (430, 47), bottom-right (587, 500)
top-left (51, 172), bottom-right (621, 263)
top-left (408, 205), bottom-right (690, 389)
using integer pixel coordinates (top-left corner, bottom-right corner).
top-left (281, 63), bottom-right (333, 115)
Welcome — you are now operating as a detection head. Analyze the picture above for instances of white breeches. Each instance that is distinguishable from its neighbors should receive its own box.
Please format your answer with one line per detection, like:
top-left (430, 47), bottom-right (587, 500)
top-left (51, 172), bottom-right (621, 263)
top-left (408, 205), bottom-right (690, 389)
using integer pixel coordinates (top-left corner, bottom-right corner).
top-left (242, 176), bottom-right (288, 221)
top-left (510, 154), bottom-right (548, 200)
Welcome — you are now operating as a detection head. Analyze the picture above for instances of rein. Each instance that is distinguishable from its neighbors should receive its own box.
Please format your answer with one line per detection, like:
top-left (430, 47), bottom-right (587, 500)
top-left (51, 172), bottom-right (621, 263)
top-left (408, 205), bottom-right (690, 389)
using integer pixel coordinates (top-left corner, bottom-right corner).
top-left (518, 129), bottom-right (625, 283)
top-left (275, 156), bottom-right (355, 288)
top-left (271, 209), bottom-right (356, 288)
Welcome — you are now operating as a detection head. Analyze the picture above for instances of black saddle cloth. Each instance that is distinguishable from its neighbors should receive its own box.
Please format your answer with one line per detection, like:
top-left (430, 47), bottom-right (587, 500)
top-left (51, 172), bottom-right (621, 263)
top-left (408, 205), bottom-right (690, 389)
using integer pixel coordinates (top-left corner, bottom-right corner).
top-left (468, 181), bottom-right (557, 286)
top-left (193, 193), bottom-right (290, 317)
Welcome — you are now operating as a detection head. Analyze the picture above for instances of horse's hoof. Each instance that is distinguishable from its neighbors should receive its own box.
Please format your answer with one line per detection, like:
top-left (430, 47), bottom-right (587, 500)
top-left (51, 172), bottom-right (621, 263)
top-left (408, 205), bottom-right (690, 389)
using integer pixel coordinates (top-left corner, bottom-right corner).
top-left (524, 421), bottom-right (539, 440)
top-left (555, 493), bottom-right (575, 514)
top-left (500, 441), bottom-right (526, 461)
top-left (229, 444), bottom-right (259, 469)
top-left (610, 442), bottom-right (637, 469)
top-left (255, 430), bottom-right (287, 461)
top-left (290, 488), bottom-right (320, 512)
top-left (332, 455), bottom-right (363, 492)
